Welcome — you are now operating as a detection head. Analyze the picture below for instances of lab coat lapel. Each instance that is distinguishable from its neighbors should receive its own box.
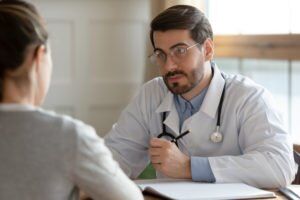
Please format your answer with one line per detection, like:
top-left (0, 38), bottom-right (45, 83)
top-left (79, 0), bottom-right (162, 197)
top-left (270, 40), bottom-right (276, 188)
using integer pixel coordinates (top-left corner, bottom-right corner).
top-left (201, 65), bottom-right (226, 119)
top-left (164, 105), bottom-right (180, 136)
top-left (155, 91), bottom-right (180, 136)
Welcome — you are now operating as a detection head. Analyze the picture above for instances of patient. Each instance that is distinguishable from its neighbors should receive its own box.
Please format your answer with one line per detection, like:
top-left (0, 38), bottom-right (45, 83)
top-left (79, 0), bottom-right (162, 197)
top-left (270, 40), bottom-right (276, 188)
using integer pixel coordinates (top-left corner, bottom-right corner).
top-left (0, 1), bottom-right (143, 199)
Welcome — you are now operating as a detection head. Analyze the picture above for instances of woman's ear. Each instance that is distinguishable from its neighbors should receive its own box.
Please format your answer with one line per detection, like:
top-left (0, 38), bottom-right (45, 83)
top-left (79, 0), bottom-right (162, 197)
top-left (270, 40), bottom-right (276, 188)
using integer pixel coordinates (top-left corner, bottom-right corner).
top-left (203, 38), bottom-right (214, 61)
top-left (34, 45), bottom-right (47, 73)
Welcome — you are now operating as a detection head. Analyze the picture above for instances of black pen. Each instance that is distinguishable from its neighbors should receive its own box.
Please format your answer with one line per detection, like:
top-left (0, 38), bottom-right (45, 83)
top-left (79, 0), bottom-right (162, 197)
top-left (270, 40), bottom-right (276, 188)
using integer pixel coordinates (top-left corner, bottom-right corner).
top-left (171, 130), bottom-right (190, 143)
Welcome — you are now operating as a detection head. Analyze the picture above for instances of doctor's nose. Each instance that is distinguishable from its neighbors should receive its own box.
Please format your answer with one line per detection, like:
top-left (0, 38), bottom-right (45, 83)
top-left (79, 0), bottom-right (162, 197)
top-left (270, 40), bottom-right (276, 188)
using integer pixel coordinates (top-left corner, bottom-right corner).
top-left (163, 56), bottom-right (178, 72)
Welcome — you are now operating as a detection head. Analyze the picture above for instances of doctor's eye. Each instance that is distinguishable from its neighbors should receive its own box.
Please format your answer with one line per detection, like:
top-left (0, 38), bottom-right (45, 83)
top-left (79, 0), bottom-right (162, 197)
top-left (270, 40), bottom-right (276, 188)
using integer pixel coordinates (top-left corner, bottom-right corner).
top-left (150, 50), bottom-right (166, 63)
top-left (155, 50), bottom-right (166, 59)
top-left (172, 46), bottom-right (188, 59)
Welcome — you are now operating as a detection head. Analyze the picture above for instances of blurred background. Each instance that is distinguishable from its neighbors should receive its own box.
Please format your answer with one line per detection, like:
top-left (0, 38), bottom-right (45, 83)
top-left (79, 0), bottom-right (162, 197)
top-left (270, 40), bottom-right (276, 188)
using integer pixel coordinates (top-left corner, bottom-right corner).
top-left (31, 0), bottom-right (300, 143)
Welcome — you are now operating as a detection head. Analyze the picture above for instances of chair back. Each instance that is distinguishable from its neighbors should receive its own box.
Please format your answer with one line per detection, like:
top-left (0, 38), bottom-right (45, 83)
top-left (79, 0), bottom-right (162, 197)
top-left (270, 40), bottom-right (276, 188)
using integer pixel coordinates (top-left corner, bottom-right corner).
top-left (292, 145), bottom-right (300, 184)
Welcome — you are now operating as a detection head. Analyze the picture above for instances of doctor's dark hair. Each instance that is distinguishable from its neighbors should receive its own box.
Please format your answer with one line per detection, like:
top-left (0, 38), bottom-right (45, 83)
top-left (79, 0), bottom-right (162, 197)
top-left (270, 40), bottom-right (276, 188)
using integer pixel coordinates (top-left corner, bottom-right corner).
top-left (150, 5), bottom-right (213, 48)
top-left (0, 0), bottom-right (48, 101)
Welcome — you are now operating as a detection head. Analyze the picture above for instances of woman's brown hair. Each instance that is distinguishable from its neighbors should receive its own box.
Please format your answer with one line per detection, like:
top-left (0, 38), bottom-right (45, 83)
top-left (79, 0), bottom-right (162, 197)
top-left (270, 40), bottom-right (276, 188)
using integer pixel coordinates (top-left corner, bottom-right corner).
top-left (0, 0), bottom-right (48, 101)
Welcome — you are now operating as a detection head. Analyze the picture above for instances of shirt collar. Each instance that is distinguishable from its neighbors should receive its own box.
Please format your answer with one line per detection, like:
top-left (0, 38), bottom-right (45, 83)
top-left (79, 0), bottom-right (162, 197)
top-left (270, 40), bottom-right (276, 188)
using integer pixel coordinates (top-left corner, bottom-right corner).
top-left (175, 87), bottom-right (208, 114)
top-left (0, 103), bottom-right (38, 111)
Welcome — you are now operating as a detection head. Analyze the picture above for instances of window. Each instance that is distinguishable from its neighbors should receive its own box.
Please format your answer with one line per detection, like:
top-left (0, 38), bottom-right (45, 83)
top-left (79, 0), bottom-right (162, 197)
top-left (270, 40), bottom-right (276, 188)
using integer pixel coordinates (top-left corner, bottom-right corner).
top-left (208, 0), bottom-right (300, 141)
top-left (208, 0), bottom-right (300, 34)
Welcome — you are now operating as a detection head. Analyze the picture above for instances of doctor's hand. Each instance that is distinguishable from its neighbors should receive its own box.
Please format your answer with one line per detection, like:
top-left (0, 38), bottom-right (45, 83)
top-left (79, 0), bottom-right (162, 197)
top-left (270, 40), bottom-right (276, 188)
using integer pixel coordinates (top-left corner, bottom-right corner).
top-left (149, 138), bottom-right (191, 179)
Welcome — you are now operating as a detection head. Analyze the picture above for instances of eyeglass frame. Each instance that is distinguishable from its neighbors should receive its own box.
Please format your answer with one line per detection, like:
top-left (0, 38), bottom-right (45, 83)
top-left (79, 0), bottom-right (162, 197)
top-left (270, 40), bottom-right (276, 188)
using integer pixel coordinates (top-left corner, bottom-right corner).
top-left (149, 42), bottom-right (200, 67)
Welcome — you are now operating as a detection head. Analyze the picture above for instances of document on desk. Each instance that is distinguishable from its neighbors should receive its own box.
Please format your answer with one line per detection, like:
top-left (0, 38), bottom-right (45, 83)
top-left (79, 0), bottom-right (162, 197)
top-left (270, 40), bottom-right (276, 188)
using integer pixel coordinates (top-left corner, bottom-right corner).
top-left (279, 185), bottom-right (300, 200)
top-left (135, 179), bottom-right (276, 200)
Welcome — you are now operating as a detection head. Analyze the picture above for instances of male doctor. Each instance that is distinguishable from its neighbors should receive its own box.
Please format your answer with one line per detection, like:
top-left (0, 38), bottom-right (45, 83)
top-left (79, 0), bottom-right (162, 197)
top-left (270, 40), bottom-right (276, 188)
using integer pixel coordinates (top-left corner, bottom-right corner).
top-left (105, 5), bottom-right (296, 188)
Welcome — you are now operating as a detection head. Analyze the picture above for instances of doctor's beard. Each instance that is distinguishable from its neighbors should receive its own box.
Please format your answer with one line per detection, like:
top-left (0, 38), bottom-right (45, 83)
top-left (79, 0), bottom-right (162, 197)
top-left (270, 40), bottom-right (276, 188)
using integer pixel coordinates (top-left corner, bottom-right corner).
top-left (163, 69), bottom-right (202, 95)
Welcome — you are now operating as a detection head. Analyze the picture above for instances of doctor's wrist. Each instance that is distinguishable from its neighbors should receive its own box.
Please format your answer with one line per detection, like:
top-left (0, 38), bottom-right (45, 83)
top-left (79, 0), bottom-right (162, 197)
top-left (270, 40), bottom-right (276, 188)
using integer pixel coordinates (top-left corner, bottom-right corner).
top-left (182, 157), bottom-right (192, 179)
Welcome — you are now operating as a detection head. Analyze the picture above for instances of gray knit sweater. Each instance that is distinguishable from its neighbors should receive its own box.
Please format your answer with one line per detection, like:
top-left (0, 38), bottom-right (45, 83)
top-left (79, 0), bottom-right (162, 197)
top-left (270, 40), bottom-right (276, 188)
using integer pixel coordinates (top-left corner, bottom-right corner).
top-left (0, 104), bottom-right (142, 200)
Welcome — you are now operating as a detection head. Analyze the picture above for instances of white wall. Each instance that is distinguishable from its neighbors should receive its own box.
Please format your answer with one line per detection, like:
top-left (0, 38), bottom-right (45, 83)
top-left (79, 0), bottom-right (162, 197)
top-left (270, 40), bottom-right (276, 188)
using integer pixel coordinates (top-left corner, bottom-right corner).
top-left (33, 0), bottom-right (151, 136)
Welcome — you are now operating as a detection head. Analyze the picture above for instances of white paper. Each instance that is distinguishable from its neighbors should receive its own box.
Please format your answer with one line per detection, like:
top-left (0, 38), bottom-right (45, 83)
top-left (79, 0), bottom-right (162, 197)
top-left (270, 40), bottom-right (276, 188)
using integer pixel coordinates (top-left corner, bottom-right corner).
top-left (135, 179), bottom-right (275, 200)
top-left (285, 185), bottom-right (300, 197)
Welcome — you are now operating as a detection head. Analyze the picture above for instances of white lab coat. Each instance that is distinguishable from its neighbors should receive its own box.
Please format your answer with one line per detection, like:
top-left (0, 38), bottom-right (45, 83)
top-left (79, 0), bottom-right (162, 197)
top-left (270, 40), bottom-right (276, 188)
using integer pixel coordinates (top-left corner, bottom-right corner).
top-left (105, 66), bottom-right (296, 188)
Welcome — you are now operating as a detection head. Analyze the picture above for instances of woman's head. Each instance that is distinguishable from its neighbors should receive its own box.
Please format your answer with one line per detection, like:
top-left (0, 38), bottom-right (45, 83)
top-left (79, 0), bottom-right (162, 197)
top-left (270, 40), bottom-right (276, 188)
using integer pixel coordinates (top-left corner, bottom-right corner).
top-left (0, 0), bottom-right (51, 105)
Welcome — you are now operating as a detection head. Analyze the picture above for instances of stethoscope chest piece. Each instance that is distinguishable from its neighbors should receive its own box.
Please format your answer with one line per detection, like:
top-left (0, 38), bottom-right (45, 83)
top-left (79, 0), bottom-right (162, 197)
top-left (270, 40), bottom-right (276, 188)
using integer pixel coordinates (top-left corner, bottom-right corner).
top-left (210, 126), bottom-right (223, 143)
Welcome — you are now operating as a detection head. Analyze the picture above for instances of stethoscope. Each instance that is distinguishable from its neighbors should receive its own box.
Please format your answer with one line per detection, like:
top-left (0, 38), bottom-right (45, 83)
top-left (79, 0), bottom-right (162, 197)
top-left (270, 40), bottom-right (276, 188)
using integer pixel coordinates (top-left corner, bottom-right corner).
top-left (210, 73), bottom-right (226, 143)
top-left (157, 112), bottom-right (190, 147)
top-left (158, 72), bottom-right (226, 144)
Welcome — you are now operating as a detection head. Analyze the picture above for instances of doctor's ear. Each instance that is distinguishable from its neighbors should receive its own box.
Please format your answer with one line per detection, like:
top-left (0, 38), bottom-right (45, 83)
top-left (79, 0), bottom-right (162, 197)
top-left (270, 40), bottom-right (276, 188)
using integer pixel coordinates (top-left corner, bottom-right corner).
top-left (203, 38), bottom-right (214, 61)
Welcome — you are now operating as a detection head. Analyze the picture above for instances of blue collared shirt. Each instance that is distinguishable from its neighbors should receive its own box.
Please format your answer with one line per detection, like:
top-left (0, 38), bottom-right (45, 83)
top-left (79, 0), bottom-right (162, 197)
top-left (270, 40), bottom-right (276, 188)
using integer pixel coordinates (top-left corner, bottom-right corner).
top-left (174, 89), bottom-right (207, 132)
top-left (174, 89), bottom-right (216, 182)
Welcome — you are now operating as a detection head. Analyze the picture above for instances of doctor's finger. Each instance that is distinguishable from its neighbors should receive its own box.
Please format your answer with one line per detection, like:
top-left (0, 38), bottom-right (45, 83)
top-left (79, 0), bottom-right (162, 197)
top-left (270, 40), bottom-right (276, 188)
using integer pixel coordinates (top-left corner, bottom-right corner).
top-left (150, 156), bottom-right (161, 164)
top-left (149, 147), bottom-right (162, 156)
top-left (150, 138), bottom-right (170, 147)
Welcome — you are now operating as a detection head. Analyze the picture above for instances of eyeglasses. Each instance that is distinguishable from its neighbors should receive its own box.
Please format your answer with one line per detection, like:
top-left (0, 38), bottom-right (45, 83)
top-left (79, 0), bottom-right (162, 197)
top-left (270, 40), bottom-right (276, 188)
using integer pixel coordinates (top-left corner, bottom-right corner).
top-left (149, 43), bottom-right (199, 67)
